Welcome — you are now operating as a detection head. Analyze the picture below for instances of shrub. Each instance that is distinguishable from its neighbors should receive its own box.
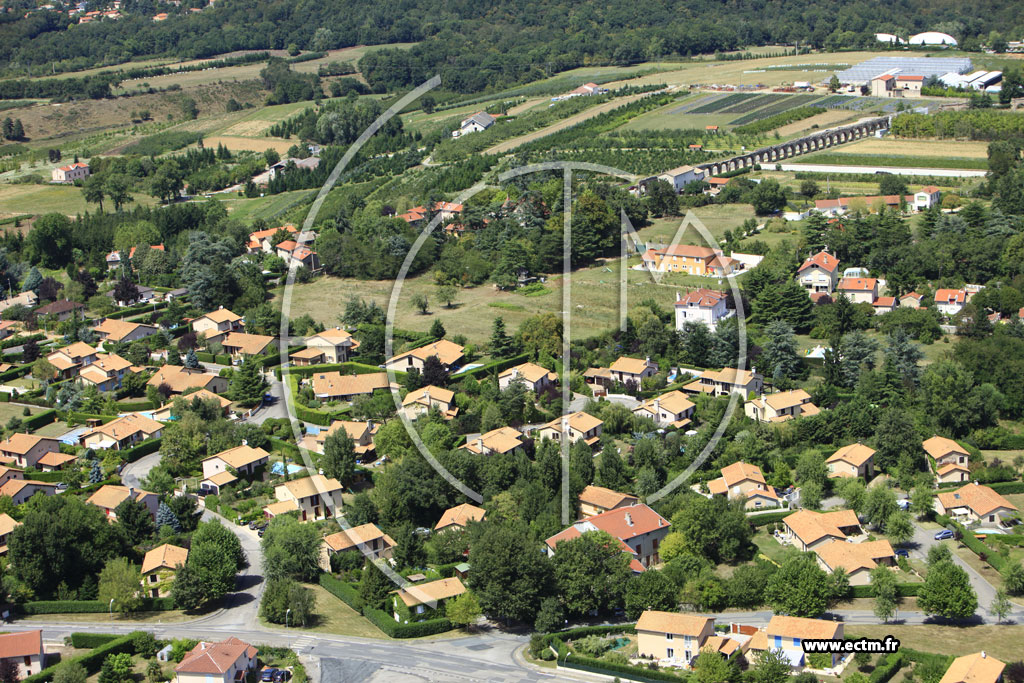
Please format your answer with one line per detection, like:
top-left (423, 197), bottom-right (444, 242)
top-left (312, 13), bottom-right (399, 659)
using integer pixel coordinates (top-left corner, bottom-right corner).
top-left (318, 572), bottom-right (363, 611)
top-left (361, 606), bottom-right (453, 638)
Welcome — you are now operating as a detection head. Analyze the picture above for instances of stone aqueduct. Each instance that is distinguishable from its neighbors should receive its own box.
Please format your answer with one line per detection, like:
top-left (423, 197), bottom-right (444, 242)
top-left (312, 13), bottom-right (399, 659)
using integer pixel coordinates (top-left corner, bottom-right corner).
top-left (697, 116), bottom-right (890, 176)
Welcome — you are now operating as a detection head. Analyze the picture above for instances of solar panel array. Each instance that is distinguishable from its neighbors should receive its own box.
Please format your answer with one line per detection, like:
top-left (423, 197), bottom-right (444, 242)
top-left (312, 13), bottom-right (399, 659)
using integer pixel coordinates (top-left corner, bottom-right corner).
top-left (835, 56), bottom-right (972, 84)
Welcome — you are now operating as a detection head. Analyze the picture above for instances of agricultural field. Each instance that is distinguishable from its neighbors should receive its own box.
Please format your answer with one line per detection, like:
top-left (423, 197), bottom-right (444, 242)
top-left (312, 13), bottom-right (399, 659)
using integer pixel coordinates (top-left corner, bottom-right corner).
top-left (633, 205), bottom-right (757, 246)
top-left (0, 183), bottom-right (155, 215)
top-left (623, 91), bottom-right (827, 133)
top-left (114, 44), bottom-right (416, 95)
top-left (835, 137), bottom-right (991, 159)
top-left (799, 151), bottom-right (989, 170)
top-left (202, 135), bottom-right (294, 154)
top-left (271, 244), bottom-right (738, 344)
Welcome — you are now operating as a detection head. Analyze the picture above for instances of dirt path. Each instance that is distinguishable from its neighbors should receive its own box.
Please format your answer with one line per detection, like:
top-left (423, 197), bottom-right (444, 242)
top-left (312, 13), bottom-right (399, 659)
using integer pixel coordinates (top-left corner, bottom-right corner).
top-left (483, 91), bottom-right (658, 155)
top-left (505, 97), bottom-right (547, 116)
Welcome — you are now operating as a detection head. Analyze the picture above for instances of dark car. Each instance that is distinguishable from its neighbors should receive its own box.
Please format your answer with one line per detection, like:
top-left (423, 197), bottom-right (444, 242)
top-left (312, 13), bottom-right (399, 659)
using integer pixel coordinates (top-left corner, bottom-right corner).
top-left (248, 520), bottom-right (258, 530)
top-left (273, 671), bottom-right (291, 683)
top-left (934, 529), bottom-right (955, 540)
top-left (894, 548), bottom-right (909, 558)
top-left (260, 669), bottom-right (278, 682)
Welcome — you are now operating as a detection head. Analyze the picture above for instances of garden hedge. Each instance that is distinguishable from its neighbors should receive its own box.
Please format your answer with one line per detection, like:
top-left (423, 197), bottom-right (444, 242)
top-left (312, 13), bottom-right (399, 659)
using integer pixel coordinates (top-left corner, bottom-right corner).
top-left (849, 583), bottom-right (920, 598)
top-left (318, 573), bottom-right (363, 611)
top-left (457, 353), bottom-right (530, 380)
top-left (19, 597), bottom-right (174, 614)
top-left (559, 653), bottom-right (689, 682)
top-left (953, 521), bottom-right (1009, 572)
top-left (22, 409), bottom-right (57, 430)
top-left (869, 653), bottom-right (906, 683)
top-left (750, 510), bottom-right (791, 527)
top-left (22, 633), bottom-right (137, 683)
top-left (69, 633), bottom-right (123, 648)
top-left (122, 437), bottom-right (162, 463)
top-left (362, 606), bottom-right (454, 638)
top-left (278, 361), bottom-right (399, 381)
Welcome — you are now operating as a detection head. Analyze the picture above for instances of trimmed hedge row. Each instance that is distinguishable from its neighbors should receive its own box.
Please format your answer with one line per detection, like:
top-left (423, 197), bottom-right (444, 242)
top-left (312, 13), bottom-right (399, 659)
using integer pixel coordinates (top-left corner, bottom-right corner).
top-left (953, 521), bottom-right (1009, 572)
top-left (749, 510), bottom-right (791, 527)
top-left (869, 653), bottom-right (906, 683)
top-left (269, 437), bottom-right (299, 458)
top-left (23, 409), bottom-right (57, 430)
top-left (457, 353), bottom-right (530, 380)
top-left (114, 399), bottom-right (158, 411)
top-left (69, 633), bottom-right (123, 648)
top-left (122, 437), bottom-right (162, 463)
top-left (850, 583), bottom-right (920, 598)
top-left (278, 361), bottom-right (398, 381)
top-left (63, 411), bottom-right (116, 424)
top-left (318, 573), bottom-right (363, 611)
top-left (362, 606), bottom-right (454, 638)
top-left (561, 656), bottom-right (689, 682)
top-left (20, 597), bottom-right (174, 614)
top-left (23, 633), bottom-right (137, 683)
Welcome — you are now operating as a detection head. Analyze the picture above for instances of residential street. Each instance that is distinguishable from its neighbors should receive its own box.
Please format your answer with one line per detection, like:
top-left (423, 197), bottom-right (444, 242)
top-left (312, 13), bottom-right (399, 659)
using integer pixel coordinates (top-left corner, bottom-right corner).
top-left (119, 451), bottom-right (162, 490)
top-left (910, 520), bottom-right (1000, 614)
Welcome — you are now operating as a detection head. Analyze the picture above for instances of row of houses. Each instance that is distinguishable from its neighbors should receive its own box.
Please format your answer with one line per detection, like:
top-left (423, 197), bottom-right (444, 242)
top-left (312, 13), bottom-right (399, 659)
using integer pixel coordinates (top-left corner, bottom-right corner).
top-left (796, 248), bottom-right (981, 317)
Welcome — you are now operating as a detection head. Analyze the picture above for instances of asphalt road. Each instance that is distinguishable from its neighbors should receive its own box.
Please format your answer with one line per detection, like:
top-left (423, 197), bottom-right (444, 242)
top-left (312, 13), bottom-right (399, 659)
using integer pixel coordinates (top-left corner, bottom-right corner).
top-left (120, 451), bottom-right (162, 490)
top-left (910, 520), bottom-right (1001, 615)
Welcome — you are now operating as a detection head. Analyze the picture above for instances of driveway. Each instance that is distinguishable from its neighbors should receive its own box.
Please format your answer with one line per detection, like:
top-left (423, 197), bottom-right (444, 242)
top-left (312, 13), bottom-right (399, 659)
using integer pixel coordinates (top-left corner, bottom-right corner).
top-left (910, 520), bottom-right (999, 615)
top-left (242, 371), bottom-right (288, 424)
top-left (120, 451), bottom-right (162, 489)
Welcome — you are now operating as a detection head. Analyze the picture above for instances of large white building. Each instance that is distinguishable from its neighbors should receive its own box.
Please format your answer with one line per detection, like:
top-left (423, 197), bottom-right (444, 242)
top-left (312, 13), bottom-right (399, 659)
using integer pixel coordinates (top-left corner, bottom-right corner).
top-left (909, 31), bottom-right (958, 46)
top-left (674, 288), bottom-right (732, 332)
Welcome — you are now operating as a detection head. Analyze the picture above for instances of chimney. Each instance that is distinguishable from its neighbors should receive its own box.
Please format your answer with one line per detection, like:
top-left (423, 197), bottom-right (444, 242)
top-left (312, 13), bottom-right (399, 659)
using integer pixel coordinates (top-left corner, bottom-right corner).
top-left (981, 652), bottom-right (986, 659)
top-left (241, 439), bottom-right (248, 446)
top-left (676, 291), bottom-right (681, 302)
top-left (366, 419), bottom-right (372, 430)
top-left (653, 399), bottom-right (661, 415)
top-left (476, 437), bottom-right (484, 451)
top-left (128, 487), bottom-right (135, 498)
top-left (625, 513), bottom-right (633, 527)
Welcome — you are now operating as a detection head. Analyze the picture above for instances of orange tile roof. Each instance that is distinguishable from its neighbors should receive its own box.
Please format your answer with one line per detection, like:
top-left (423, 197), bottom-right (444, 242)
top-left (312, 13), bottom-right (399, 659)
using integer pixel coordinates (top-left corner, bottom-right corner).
top-left (37, 452), bottom-right (77, 468)
top-left (324, 523), bottom-right (395, 551)
top-left (784, 509), bottom-right (860, 546)
top-left (546, 503), bottom-right (669, 550)
top-left (542, 411), bottom-right (603, 434)
top-left (148, 365), bottom-right (222, 393)
top-left (462, 426), bottom-right (523, 454)
top-left (387, 339), bottom-right (465, 367)
top-left (827, 443), bottom-right (876, 468)
top-left (84, 413), bottom-right (163, 442)
top-left (636, 610), bottom-right (714, 636)
top-left (221, 332), bottom-right (274, 356)
top-left (0, 630), bottom-right (42, 658)
top-left (499, 362), bottom-right (556, 384)
top-left (922, 436), bottom-right (968, 461)
top-left (141, 543), bottom-right (189, 574)
top-left (934, 289), bottom-right (966, 305)
top-left (720, 461), bottom-right (766, 488)
top-left (937, 483), bottom-right (1018, 517)
top-left (798, 250), bottom-right (840, 274)
top-left (402, 385), bottom-right (455, 407)
top-left (278, 474), bottom-right (342, 500)
top-left (815, 539), bottom-right (894, 574)
top-left (838, 277), bottom-right (878, 292)
top-left (436, 502), bottom-right (487, 530)
top-left (393, 576), bottom-right (466, 607)
top-left (0, 434), bottom-right (58, 455)
top-left (766, 615), bottom-right (841, 640)
top-left (579, 485), bottom-right (638, 511)
top-left (675, 288), bottom-right (727, 308)
top-left (94, 318), bottom-right (158, 342)
top-left (203, 445), bottom-right (269, 470)
top-left (311, 371), bottom-right (390, 398)
top-left (0, 513), bottom-right (20, 537)
top-left (938, 652), bottom-right (1005, 683)
top-left (634, 390), bottom-right (695, 417)
top-left (610, 356), bottom-right (655, 375)
top-left (175, 638), bottom-right (257, 674)
top-left (196, 308), bottom-right (242, 325)
top-left (87, 484), bottom-right (155, 511)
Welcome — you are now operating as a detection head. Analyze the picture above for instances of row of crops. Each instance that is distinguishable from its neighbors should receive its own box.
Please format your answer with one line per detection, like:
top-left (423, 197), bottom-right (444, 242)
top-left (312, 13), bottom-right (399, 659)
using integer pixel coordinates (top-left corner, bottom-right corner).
top-left (730, 94), bottom-right (823, 125)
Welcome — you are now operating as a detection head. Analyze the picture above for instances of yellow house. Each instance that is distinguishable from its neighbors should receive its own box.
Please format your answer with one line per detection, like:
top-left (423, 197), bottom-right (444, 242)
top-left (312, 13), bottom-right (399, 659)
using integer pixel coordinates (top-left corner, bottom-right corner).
top-left (436, 503), bottom-right (487, 533)
top-left (923, 436), bottom-right (970, 485)
top-left (401, 385), bottom-right (458, 420)
top-left (708, 462), bottom-right (779, 510)
top-left (813, 539), bottom-right (895, 586)
top-left (535, 411), bottom-right (603, 447)
top-left (747, 615), bottom-right (844, 668)
top-left (636, 611), bottom-right (716, 668)
top-left (938, 652), bottom-right (1005, 683)
top-left (632, 390), bottom-right (695, 429)
top-left (578, 485), bottom-right (638, 519)
top-left (141, 544), bottom-right (188, 598)
top-left (460, 426), bottom-right (523, 455)
top-left (384, 340), bottom-right (465, 373)
top-left (826, 443), bottom-right (876, 479)
top-left (782, 509), bottom-right (862, 552)
top-left (324, 523), bottom-right (395, 560)
top-left (937, 482), bottom-right (1018, 528)
top-left (267, 474), bottom-right (344, 522)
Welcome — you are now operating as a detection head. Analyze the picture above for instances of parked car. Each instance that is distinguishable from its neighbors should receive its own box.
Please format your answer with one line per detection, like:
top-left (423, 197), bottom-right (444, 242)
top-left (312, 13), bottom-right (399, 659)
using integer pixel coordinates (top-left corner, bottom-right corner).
top-left (934, 529), bottom-right (955, 540)
top-left (260, 669), bottom-right (278, 682)
top-left (248, 520), bottom-right (258, 530)
top-left (894, 549), bottom-right (909, 558)
top-left (273, 670), bottom-right (292, 683)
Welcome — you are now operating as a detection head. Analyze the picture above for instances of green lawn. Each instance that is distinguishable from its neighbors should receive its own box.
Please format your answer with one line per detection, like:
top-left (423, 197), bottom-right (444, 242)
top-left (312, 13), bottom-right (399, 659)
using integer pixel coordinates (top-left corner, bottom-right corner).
top-left (0, 184), bottom-right (154, 215)
top-left (846, 624), bottom-right (1024, 663)
top-left (300, 583), bottom-right (386, 638)
top-left (752, 528), bottom-right (792, 565)
top-left (218, 189), bottom-right (318, 221)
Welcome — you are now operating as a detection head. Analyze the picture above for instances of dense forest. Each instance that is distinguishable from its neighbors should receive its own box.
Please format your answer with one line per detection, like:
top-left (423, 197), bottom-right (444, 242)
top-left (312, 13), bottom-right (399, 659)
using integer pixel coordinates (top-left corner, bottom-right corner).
top-left (3, 0), bottom-right (1024, 90)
